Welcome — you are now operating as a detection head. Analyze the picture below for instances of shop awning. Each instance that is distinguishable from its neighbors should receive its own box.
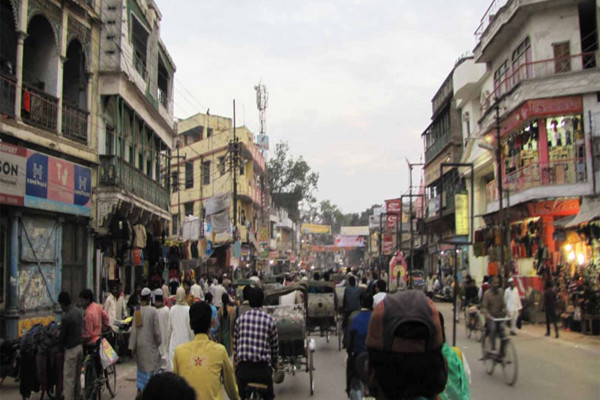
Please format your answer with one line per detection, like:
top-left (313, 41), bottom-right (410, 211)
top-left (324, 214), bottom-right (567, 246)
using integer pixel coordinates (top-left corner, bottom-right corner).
top-left (565, 197), bottom-right (600, 228)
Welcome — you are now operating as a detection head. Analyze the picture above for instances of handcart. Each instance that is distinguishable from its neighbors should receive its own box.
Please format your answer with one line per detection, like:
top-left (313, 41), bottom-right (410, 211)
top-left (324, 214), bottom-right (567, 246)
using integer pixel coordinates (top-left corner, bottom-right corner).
top-left (264, 282), bottom-right (315, 396)
top-left (307, 281), bottom-right (342, 351)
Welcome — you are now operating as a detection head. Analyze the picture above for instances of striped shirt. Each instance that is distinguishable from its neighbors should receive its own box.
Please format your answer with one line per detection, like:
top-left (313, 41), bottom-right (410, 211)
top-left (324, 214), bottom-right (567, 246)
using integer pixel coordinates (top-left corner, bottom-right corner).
top-left (233, 308), bottom-right (278, 369)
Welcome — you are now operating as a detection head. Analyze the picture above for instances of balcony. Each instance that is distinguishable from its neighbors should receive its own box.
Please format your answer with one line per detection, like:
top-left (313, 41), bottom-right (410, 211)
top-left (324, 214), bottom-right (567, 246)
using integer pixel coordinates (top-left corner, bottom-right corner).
top-left (62, 102), bottom-right (88, 144)
top-left (0, 72), bottom-right (16, 117)
top-left (21, 84), bottom-right (58, 132)
top-left (425, 132), bottom-right (452, 163)
top-left (475, 0), bottom-right (509, 41)
top-left (99, 155), bottom-right (170, 210)
top-left (486, 158), bottom-right (588, 204)
top-left (481, 52), bottom-right (597, 112)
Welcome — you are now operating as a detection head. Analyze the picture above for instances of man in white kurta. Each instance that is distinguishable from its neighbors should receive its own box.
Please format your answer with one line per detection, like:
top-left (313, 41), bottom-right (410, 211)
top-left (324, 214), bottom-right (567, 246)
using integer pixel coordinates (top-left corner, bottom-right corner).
top-left (153, 289), bottom-right (170, 370)
top-left (504, 278), bottom-right (522, 335)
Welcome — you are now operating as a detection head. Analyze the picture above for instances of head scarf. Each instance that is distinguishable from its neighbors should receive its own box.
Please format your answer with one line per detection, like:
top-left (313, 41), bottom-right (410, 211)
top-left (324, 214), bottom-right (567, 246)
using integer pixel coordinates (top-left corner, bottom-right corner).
top-left (175, 287), bottom-right (187, 305)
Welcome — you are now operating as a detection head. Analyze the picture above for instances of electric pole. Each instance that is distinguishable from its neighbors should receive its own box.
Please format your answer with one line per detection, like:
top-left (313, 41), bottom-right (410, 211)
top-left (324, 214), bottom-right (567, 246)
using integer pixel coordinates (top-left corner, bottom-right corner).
top-left (495, 100), bottom-right (505, 278)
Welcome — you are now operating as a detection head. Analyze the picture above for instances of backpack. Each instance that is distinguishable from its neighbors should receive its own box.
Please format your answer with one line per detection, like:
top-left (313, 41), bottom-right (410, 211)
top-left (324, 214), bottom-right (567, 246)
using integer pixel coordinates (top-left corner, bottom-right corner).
top-left (365, 290), bottom-right (448, 400)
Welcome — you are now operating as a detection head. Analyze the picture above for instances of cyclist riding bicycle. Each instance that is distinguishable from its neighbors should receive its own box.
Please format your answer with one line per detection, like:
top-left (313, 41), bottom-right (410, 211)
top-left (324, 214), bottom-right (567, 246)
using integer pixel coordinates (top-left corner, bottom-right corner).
top-left (79, 289), bottom-right (110, 375)
top-left (481, 276), bottom-right (508, 351)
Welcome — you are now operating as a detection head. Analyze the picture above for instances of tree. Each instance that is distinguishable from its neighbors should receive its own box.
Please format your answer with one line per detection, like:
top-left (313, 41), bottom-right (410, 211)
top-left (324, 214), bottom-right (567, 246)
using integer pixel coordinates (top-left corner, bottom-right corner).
top-left (267, 141), bottom-right (319, 221)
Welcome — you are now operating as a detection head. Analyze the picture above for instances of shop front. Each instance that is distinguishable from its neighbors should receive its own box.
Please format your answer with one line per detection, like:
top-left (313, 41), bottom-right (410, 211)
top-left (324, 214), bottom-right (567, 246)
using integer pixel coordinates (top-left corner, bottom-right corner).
top-left (0, 142), bottom-right (93, 340)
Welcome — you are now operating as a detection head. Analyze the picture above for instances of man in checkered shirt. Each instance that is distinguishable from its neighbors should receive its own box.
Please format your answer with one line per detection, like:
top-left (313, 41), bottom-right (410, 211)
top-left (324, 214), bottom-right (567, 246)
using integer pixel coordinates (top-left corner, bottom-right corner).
top-left (234, 286), bottom-right (279, 400)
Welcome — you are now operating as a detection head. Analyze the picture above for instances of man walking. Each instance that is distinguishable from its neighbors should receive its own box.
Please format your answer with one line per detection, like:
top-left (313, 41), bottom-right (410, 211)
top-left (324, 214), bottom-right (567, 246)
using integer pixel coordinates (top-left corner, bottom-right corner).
top-left (211, 277), bottom-right (228, 308)
top-left (234, 286), bottom-right (278, 400)
top-left (129, 287), bottom-right (162, 396)
top-left (153, 288), bottom-right (170, 370)
top-left (373, 280), bottom-right (387, 307)
top-left (504, 278), bottom-right (522, 335)
top-left (544, 282), bottom-right (559, 338)
top-left (342, 276), bottom-right (361, 332)
top-left (58, 292), bottom-right (83, 400)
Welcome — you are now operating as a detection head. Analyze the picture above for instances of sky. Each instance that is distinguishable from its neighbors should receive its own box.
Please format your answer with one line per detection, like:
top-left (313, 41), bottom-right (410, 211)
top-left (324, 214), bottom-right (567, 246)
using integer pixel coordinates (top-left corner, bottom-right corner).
top-left (156, 0), bottom-right (492, 214)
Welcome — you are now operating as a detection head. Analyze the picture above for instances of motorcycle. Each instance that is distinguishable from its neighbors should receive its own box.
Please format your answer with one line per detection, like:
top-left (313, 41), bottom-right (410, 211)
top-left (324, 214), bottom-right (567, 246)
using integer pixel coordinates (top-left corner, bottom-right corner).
top-left (0, 338), bottom-right (20, 385)
top-left (112, 316), bottom-right (133, 361)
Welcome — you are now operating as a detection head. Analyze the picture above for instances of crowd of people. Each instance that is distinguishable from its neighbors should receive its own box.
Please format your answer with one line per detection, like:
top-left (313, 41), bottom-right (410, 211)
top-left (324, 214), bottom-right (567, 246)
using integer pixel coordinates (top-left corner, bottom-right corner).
top-left (52, 265), bottom-right (563, 400)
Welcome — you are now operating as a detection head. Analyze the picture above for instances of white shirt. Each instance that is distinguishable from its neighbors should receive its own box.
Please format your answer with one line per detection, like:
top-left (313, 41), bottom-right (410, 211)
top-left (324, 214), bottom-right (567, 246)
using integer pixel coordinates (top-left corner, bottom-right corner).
top-left (373, 292), bottom-right (387, 306)
top-left (156, 306), bottom-right (170, 369)
top-left (168, 304), bottom-right (194, 370)
top-left (249, 276), bottom-right (261, 286)
top-left (103, 294), bottom-right (117, 333)
top-left (426, 277), bottom-right (435, 292)
top-left (504, 287), bottom-right (523, 313)
top-left (211, 284), bottom-right (227, 308)
top-left (190, 283), bottom-right (204, 300)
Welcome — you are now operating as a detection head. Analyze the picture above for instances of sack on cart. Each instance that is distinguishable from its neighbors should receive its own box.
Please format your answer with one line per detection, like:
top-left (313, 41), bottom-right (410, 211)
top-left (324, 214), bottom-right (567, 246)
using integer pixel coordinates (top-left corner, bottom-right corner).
top-left (308, 293), bottom-right (335, 319)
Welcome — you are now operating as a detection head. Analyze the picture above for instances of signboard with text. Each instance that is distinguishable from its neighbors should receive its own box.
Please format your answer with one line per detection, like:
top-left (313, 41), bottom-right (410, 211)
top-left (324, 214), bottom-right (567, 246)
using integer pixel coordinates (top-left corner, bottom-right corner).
top-left (0, 143), bottom-right (91, 216)
top-left (454, 193), bottom-right (469, 236)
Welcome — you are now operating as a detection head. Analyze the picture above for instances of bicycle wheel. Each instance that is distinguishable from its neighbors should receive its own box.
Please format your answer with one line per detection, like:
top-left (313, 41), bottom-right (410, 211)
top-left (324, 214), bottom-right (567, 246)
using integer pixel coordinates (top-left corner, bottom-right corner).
top-left (83, 360), bottom-right (99, 400)
top-left (105, 364), bottom-right (117, 397)
top-left (502, 339), bottom-right (518, 386)
top-left (482, 335), bottom-right (495, 375)
top-left (308, 347), bottom-right (314, 396)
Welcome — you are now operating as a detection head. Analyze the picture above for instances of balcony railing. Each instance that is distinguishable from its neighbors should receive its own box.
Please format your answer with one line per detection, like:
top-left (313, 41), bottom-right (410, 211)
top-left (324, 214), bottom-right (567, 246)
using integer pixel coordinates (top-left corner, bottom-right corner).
top-left (482, 52), bottom-right (597, 111)
top-left (21, 84), bottom-right (58, 132)
top-left (486, 158), bottom-right (588, 203)
top-left (62, 102), bottom-right (89, 145)
top-left (425, 131), bottom-right (452, 162)
top-left (0, 72), bottom-right (16, 117)
top-left (99, 155), bottom-right (170, 210)
top-left (475, 0), bottom-right (509, 39)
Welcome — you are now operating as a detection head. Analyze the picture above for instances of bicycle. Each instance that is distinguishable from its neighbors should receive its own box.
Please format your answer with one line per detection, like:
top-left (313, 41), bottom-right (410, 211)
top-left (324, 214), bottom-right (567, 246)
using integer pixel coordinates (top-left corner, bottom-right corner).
top-left (480, 317), bottom-right (518, 386)
top-left (82, 342), bottom-right (117, 400)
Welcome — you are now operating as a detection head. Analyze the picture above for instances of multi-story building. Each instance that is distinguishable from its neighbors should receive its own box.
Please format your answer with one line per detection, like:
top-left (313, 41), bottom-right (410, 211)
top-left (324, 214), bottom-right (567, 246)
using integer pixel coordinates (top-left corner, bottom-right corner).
top-left (0, 0), bottom-right (102, 339)
top-left (172, 112), bottom-right (268, 272)
top-left (462, 0), bottom-right (599, 281)
top-left (268, 206), bottom-right (296, 272)
top-left (95, 0), bottom-right (176, 294)
top-left (421, 56), bottom-right (486, 276)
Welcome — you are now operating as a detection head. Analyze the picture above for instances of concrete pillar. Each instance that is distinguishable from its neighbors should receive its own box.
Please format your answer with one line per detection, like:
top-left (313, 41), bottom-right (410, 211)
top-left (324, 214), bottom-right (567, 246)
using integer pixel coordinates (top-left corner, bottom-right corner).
top-left (54, 217), bottom-right (64, 320)
top-left (14, 32), bottom-right (26, 121)
top-left (56, 9), bottom-right (68, 135)
top-left (5, 212), bottom-right (21, 340)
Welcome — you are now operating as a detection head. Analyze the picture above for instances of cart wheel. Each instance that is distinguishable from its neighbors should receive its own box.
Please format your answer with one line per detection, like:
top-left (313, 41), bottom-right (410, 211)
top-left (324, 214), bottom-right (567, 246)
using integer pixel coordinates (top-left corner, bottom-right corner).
top-left (308, 346), bottom-right (314, 396)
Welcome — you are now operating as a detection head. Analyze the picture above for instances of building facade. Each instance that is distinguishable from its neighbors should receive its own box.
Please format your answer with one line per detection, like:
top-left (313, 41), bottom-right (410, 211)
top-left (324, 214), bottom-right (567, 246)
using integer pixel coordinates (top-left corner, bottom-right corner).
top-left (422, 56), bottom-right (486, 277)
top-left (0, 0), bottom-right (102, 339)
top-left (94, 0), bottom-right (176, 297)
top-left (462, 0), bottom-right (599, 281)
top-left (172, 112), bottom-right (268, 273)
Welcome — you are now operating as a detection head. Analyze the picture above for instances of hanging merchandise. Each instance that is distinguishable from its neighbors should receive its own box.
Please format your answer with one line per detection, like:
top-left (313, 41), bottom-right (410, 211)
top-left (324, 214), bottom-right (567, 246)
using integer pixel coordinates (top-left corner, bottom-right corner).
top-left (133, 224), bottom-right (147, 248)
top-left (132, 249), bottom-right (143, 266)
top-left (103, 257), bottom-right (117, 280)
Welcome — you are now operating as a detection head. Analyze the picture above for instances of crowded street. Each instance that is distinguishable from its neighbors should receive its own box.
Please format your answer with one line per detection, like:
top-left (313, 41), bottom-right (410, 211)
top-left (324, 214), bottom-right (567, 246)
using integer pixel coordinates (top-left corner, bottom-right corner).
top-left (2, 0), bottom-right (600, 399)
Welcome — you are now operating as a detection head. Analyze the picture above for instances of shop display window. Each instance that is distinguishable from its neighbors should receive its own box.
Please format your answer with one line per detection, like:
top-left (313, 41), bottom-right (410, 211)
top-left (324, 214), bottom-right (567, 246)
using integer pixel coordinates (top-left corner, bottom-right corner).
top-left (547, 115), bottom-right (586, 184)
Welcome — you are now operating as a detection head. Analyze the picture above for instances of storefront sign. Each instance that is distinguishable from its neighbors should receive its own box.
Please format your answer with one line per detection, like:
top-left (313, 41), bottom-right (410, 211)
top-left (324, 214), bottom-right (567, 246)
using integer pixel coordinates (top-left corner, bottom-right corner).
top-left (527, 199), bottom-right (580, 217)
top-left (455, 193), bottom-right (469, 236)
top-left (301, 223), bottom-right (331, 234)
top-left (494, 96), bottom-right (583, 140)
top-left (0, 143), bottom-right (91, 216)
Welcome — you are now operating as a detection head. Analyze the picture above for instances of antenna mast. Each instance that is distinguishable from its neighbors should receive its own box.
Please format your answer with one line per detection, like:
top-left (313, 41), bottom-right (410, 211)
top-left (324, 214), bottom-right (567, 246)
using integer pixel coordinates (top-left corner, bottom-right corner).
top-left (254, 81), bottom-right (268, 135)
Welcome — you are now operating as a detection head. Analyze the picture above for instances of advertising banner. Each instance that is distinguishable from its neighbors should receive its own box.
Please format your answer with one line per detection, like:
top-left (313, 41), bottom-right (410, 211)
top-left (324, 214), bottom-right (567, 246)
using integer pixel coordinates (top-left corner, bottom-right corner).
top-left (383, 233), bottom-right (394, 255)
top-left (455, 192), bottom-right (469, 236)
top-left (334, 235), bottom-right (364, 248)
top-left (386, 214), bottom-right (398, 231)
top-left (0, 143), bottom-right (91, 216)
top-left (301, 223), bottom-right (331, 234)
top-left (340, 226), bottom-right (369, 236)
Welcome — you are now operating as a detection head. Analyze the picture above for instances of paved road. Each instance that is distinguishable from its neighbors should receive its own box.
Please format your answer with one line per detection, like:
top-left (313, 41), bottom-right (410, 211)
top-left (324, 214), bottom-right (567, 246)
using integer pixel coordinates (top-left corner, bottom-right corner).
top-left (2, 302), bottom-right (598, 400)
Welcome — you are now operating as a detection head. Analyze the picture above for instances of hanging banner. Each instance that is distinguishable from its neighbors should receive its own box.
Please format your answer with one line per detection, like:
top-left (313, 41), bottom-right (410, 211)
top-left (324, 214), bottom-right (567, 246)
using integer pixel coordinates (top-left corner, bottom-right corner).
top-left (0, 143), bottom-right (91, 216)
top-left (301, 223), bottom-right (331, 234)
top-left (386, 214), bottom-right (398, 231)
top-left (340, 226), bottom-right (369, 236)
top-left (334, 235), bottom-right (364, 248)
top-left (454, 192), bottom-right (469, 236)
top-left (385, 198), bottom-right (402, 214)
top-left (383, 233), bottom-right (394, 255)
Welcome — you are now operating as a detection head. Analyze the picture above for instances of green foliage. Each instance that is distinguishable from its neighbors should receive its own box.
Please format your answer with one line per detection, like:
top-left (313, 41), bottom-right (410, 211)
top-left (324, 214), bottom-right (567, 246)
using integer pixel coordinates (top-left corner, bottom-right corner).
top-left (267, 141), bottom-right (319, 221)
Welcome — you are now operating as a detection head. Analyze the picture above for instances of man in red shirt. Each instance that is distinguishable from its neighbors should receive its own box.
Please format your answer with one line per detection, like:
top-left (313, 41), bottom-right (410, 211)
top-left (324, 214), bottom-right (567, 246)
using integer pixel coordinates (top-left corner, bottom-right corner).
top-left (79, 289), bottom-right (109, 345)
